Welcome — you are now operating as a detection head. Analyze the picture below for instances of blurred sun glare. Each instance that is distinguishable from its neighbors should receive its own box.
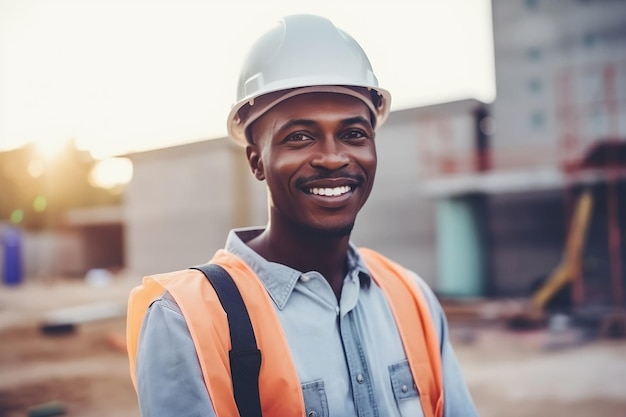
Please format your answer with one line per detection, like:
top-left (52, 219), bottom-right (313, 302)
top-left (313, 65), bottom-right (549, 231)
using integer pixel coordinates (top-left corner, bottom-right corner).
top-left (31, 137), bottom-right (69, 160)
top-left (89, 157), bottom-right (134, 190)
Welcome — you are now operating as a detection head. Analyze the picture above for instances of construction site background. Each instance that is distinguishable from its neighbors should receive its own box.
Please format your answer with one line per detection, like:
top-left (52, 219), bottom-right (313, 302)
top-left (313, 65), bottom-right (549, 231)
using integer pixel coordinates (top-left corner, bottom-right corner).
top-left (2, 0), bottom-right (626, 416)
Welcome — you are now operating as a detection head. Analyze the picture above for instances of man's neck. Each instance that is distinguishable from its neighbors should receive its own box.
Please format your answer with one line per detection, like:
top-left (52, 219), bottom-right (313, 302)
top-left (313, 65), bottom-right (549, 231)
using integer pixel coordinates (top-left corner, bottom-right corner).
top-left (246, 224), bottom-right (351, 299)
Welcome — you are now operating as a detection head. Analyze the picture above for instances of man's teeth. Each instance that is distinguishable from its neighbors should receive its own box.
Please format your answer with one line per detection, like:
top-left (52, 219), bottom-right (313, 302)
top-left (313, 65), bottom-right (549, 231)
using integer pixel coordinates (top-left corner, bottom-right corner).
top-left (309, 186), bottom-right (352, 196)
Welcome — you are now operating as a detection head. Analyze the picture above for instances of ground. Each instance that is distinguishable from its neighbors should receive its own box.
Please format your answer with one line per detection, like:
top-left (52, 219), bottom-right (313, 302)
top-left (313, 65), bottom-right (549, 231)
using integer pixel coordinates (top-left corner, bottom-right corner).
top-left (0, 274), bottom-right (625, 417)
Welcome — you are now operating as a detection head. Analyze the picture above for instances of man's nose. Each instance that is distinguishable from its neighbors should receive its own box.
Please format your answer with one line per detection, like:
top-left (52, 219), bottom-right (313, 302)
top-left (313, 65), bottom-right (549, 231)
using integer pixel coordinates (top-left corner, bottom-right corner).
top-left (310, 137), bottom-right (350, 170)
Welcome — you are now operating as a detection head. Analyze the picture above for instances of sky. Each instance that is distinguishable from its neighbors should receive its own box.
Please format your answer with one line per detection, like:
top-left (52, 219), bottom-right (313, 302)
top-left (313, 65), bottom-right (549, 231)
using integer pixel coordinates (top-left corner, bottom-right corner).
top-left (0, 0), bottom-right (495, 159)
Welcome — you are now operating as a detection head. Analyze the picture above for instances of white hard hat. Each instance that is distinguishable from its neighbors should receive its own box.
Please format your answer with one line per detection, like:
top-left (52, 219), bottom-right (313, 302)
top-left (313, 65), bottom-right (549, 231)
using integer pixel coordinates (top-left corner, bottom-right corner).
top-left (226, 14), bottom-right (392, 146)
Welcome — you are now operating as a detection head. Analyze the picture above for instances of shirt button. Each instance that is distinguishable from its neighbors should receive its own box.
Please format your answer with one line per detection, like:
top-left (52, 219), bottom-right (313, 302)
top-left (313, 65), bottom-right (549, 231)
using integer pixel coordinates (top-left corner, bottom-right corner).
top-left (308, 412), bottom-right (318, 417)
top-left (401, 384), bottom-right (408, 393)
top-left (301, 275), bottom-right (311, 283)
top-left (356, 373), bottom-right (365, 384)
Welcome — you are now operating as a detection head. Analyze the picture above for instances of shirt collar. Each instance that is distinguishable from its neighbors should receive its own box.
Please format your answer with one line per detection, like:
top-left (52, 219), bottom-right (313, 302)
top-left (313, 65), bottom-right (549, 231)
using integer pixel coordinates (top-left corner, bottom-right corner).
top-left (225, 227), bottom-right (371, 310)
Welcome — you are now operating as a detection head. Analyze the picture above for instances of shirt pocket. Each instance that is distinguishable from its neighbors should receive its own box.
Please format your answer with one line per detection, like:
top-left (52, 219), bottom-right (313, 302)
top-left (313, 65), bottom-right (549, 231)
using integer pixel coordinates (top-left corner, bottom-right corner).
top-left (388, 360), bottom-right (425, 417)
top-left (301, 379), bottom-right (329, 417)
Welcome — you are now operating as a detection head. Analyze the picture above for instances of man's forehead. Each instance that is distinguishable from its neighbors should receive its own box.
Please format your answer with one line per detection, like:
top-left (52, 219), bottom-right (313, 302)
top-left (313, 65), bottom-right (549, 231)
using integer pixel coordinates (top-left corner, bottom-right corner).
top-left (265, 92), bottom-right (373, 122)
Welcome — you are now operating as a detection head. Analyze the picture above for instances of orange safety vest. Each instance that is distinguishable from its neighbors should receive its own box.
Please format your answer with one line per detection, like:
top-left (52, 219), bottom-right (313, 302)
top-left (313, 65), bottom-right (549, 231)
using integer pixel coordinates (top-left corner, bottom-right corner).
top-left (127, 248), bottom-right (443, 417)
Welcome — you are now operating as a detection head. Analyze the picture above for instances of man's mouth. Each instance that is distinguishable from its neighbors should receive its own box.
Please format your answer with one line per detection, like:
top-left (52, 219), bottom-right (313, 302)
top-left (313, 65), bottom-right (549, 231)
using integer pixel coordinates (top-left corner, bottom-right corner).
top-left (307, 185), bottom-right (353, 196)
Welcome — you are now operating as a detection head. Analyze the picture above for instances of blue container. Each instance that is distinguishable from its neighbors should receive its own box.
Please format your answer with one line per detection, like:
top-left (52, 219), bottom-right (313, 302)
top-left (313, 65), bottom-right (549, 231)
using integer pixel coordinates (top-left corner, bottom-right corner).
top-left (2, 227), bottom-right (23, 286)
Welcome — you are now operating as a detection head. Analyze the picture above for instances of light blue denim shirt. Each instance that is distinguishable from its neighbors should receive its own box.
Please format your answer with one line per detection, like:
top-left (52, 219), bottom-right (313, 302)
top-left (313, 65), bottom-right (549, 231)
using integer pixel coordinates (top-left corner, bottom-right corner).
top-left (136, 228), bottom-right (478, 417)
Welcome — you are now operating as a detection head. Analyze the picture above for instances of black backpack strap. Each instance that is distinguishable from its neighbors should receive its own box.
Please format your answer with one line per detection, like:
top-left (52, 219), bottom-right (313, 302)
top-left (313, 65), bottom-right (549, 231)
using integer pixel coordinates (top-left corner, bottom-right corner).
top-left (190, 263), bottom-right (263, 417)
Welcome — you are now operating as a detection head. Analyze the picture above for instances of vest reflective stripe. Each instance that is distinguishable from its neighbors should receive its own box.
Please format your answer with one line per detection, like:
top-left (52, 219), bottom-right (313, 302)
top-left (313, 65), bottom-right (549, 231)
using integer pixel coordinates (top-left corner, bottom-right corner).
top-left (359, 248), bottom-right (444, 417)
top-left (127, 248), bottom-right (443, 417)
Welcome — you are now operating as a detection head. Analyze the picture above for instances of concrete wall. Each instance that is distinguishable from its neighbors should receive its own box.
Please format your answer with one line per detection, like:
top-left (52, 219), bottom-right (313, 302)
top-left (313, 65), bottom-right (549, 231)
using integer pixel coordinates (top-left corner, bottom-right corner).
top-left (0, 223), bottom-right (86, 283)
top-left (124, 139), bottom-right (267, 277)
top-left (352, 108), bottom-right (439, 287)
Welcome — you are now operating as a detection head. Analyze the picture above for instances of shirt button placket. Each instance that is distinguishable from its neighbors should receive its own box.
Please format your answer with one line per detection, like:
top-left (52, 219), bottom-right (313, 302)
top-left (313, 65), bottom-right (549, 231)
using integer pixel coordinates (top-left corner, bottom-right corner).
top-left (340, 311), bottom-right (378, 417)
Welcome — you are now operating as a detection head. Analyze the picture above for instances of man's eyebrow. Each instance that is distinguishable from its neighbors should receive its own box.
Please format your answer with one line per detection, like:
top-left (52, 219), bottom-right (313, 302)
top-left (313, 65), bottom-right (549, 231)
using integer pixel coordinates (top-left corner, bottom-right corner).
top-left (277, 119), bottom-right (318, 131)
top-left (339, 116), bottom-right (372, 127)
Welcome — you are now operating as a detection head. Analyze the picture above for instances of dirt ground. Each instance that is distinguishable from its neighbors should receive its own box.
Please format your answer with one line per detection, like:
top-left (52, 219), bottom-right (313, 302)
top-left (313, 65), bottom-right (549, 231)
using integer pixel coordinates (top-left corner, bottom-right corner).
top-left (1, 274), bottom-right (625, 417)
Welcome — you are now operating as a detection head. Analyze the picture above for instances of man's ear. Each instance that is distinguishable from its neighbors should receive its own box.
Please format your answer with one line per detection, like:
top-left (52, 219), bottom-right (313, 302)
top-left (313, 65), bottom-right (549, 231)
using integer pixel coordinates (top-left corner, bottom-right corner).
top-left (246, 144), bottom-right (265, 181)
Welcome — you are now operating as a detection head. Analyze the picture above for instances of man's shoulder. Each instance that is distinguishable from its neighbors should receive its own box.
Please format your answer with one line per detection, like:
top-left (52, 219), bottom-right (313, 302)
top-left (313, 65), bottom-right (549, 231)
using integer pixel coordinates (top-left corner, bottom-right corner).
top-left (356, 247), bottom-right (428, 283)
top-left (357, 248), bottom-right (441, 309)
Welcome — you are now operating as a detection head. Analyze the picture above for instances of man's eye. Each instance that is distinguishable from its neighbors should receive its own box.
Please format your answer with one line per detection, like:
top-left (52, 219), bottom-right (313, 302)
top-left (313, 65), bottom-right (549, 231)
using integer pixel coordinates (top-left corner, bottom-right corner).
top-left (286, 132), bottom-right (313, 142)
top-left (342, 129), bottom-right (367, 140)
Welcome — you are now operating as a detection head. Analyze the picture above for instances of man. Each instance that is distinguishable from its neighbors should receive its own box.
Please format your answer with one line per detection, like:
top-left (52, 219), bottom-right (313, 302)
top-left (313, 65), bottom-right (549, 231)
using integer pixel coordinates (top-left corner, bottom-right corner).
top-left (127, 14), bottom-right (479, 417)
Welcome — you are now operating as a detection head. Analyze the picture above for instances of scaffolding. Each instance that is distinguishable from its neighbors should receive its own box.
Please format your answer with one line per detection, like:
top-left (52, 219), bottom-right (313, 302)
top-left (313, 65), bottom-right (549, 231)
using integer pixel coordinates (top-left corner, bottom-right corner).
top-left (556, 60), bottom-right (626, 335)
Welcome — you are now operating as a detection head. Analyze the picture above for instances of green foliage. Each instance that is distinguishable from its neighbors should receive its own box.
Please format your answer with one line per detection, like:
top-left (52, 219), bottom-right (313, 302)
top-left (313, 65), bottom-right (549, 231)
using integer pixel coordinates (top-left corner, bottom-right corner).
top-left (0, 140), bottom-right (120, 230)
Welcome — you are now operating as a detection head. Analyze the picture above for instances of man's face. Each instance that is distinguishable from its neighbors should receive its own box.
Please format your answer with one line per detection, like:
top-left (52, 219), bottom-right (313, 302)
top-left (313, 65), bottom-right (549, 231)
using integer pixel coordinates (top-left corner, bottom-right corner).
top-left (247, 92), bottom-right (377, 239)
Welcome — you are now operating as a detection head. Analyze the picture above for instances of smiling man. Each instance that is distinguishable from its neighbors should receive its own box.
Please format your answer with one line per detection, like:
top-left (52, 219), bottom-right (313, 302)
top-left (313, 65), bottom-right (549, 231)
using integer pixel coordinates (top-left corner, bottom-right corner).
top-left (245, 93), bottom-right (378, 297)
top-left (127, 14), bottom-right (479, 417)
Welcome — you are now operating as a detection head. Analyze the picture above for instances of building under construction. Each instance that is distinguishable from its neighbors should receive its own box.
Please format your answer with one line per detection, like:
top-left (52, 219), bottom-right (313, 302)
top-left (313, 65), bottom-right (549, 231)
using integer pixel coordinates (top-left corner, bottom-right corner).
top-left (428, 0), bottom-right (626, 311)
